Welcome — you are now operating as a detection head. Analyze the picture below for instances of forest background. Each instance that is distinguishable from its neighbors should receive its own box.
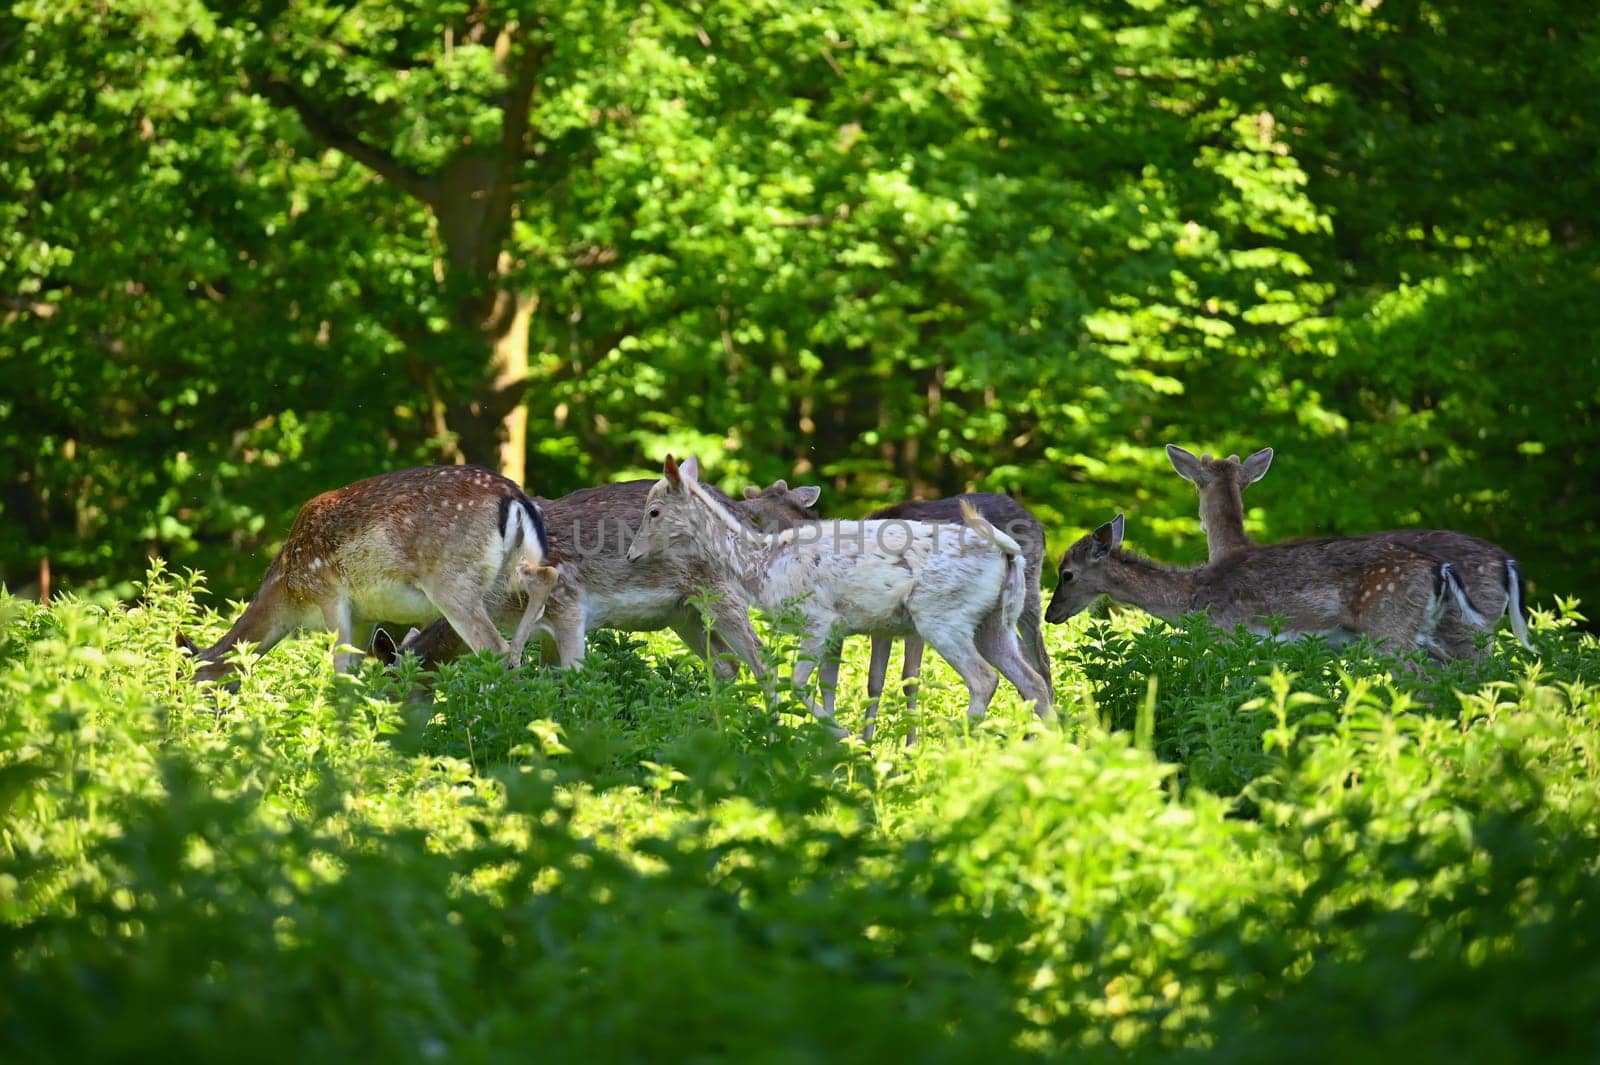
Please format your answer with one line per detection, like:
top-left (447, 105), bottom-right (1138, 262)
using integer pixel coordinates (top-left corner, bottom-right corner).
top-left (3, 0), bottom-right (1596, 610)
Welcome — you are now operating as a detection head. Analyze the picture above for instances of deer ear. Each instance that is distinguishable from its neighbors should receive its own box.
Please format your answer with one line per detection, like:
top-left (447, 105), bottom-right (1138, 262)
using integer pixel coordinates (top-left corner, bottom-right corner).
top-left (1091, 515), bottom-right (1124, 557)
top-left (663, 454), bottom-right (681, 488)
top-left (1165, 444), bottom-right (1205, 485)
top-left (1241, 447), bottom-right (1274, 486)
top-left (679, 456), bottom-right (701, 483)
top-left (371, 627), bottom-right (398, 664)
top-left (791, 485), bottom-right (821, 508)
top-left (175, 629), bottom-right (199, 656)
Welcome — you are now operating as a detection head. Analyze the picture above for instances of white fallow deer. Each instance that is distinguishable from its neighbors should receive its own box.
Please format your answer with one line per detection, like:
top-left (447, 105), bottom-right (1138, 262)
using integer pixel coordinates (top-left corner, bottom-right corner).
top-left (625, 456), bottom-right (1051, 736)
top-left (1165, 443), bottom-right (1530, 652)
top-left (1044, 514), bottom-right (1486, 661)
top-left (176, 465), bottom-right (557, 684)
top-left (857, 494), bottom-right (1052, 742)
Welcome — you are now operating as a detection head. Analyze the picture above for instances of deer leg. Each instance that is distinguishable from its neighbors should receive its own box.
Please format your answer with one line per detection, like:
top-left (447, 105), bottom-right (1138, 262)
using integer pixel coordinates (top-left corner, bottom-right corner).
top-left (901, 636), bottom-right (926, 712)
top-left (667, 608), bottom-right (739, 680)
top-left (1018, 584), bottom-right (1054, 701)
top-left (863, 635), bottom-right (893, 742)
top-left (539, 595), bottom-right (587, 669)
top-left (977, 611), bottom-right (1052, 719)
top-left (790, 629), bottom-right (847, 736)
top-left (817, 634), bottom-right (845, 722)
top-left (918, 626), bottom-right (998, 725)
top-left (900, 637), bottom-right (927, 745)
top-left (428, 583), bottom-right (512, 663)
top-left (319, 596), bottom-right (363, 674)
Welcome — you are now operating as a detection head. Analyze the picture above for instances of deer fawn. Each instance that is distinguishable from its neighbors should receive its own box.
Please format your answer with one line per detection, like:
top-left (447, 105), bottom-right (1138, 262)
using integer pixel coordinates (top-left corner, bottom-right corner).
top-left (626, 456), bottom-right (1051, 736)
top-left (375, 477), bottom-right (820, 676)
top-left (856, 494), bottom-right (1052, 741)
top-left (177, 466), bottom-right (556, 683)
top-left (1166, 443), bottom-right (1530, 651)
top-left (1045, 513), bottom-right (1486, 660)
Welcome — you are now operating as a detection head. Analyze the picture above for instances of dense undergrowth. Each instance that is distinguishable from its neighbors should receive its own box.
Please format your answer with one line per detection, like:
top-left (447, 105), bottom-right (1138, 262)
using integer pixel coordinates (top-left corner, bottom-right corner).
top-left (3, 566), bottom-right (1599, 1062)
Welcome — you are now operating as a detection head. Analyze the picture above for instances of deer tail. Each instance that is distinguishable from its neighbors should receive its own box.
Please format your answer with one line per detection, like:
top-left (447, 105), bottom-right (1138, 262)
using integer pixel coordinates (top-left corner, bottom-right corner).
top-left (961, 500), bottom-right (1027, 629)
top-left (499, 494), bottom-right (550, 566)
top-left (959, 499), bottom-right (1023, 555)
top-left (1505, 559), bottom-right (1533, 649)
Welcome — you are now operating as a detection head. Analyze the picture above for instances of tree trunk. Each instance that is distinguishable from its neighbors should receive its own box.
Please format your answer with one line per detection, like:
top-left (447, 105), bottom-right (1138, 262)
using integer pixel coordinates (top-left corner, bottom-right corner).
top-left (258, 26), bottom-right (546, 480)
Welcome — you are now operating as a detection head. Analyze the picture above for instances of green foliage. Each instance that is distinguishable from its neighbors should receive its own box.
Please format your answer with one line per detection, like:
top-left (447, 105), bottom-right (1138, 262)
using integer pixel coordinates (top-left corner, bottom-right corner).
top-left (3, 571), bottom-right (1600, 1060)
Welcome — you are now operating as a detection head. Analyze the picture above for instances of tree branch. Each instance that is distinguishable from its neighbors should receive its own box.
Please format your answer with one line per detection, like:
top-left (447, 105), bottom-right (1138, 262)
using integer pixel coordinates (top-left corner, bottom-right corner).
top-left (260, 77), bottom-right (439, 203)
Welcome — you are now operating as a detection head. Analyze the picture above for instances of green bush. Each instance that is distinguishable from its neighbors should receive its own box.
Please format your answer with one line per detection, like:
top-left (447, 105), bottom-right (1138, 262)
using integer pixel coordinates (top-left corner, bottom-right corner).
top-left (3, 569), bottom-right (1599, 1061)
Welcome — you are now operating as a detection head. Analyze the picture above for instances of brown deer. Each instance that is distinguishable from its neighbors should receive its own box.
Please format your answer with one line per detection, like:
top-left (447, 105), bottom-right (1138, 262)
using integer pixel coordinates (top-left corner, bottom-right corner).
top-left (177, 466), bottom-right (556, 683)
top-left (375, 476), bottom-right (820, 676)
top-left (627, 457), bottom-right (1050, 735)
top-left (1044, 514), bottom-right (1486, 660)
top-left (1166, 443), bottom-right (1530, 650)
top-left (856, 494), bottom-right (1052, 741)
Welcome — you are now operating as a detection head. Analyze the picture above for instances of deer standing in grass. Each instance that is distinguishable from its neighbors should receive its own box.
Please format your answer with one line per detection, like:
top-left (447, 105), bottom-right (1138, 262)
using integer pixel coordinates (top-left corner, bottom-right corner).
top-left (856, 494), bottom-right (1052, 741)
top-left (177, 466), bottom-right (556, 683)
top-left (377, 477), bottom-right (820, 676)
top-left (626, 456), bottom-right (1050, 736)
top-left (1165, 443), bottom-right (1530, 652)
top-left (1045, 513), bottom-right (1485, 660)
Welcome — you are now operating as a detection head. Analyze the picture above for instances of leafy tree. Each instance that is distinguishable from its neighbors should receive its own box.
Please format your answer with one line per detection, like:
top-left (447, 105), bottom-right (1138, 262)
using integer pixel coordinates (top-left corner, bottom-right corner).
top-left (1, 0), bottom-right (1594, 610)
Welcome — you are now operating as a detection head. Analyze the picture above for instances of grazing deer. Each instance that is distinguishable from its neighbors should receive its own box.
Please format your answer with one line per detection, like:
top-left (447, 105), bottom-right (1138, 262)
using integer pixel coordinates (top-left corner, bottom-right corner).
top-left (856, 494), bottom-right (1052, 741)
top-left (376, 477), bottom-right (820, 676)
top-left (177, 466), bottom-right (556, 683)
top-left (1044, 514), bottom-right (1486, 660)
top-left (1166, 443), bottom-right (1530, 650)
top-left (626, 456), bottom-right (1051, 735)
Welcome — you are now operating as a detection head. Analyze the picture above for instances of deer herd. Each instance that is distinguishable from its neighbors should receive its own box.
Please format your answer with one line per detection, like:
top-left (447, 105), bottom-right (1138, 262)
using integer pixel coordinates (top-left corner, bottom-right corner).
top-left (177, 445), bottom-right (1531, 739)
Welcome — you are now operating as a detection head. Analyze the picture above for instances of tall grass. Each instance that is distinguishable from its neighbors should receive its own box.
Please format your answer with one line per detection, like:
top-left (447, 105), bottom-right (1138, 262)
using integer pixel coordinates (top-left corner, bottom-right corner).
top-left (3, 565), bottom-right (1598, 1062)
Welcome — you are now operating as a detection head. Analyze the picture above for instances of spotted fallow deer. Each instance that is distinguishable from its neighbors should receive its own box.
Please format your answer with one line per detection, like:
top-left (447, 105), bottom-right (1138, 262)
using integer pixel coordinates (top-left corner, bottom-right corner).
top-left (627, 457), bottom-right (1050, 735)
top-left (375, 477), bottom-right (820, 676)
top-left (1165, 443), bottom-right (1530, 651)
top-left (856, 494), bottom-right (1052, 742)
top-left (1044, 513), bottom-right (1486, 660)
top-left (176, 466), bottom-right (556, 683)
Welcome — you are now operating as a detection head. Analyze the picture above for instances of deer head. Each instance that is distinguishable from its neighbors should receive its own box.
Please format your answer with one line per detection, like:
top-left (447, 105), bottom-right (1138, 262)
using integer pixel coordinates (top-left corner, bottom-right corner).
top-left (1044, 515), bottom-right (1125, 623)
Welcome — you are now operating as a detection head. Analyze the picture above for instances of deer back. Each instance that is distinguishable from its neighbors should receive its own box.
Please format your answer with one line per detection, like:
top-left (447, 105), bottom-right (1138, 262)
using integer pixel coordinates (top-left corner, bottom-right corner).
top-left (1195, 536), bottom-right (1450, 635)
top-left (276, 466), bottom-right (543, 596)
top-left (869, 492), bottom-right (1045, 582)
top-left (1352, 529), bottom-right (1512, 617)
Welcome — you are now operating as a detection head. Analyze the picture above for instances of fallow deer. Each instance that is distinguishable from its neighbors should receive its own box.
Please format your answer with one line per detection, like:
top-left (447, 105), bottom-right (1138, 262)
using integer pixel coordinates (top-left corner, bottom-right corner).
top-left (1166, 443), bottom-right (1530, 651)
top-left (376, 477), bottom-right (820, 676)
top-left (856, 494), bottom-right (1052, 741)
top-left (1044, 513), bottom-right (1485, 660)
top-left (177, 465), bottom-right (556, 683)
top-left (626, 457), bottom-right (1051, 735)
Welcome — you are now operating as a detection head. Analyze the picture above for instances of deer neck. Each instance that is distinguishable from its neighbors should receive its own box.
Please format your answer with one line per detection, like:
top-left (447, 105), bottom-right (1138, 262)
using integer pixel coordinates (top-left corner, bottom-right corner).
top-left (1102, 551), bottom-right (1199, 620)
top-left (1199, 486), bottom-right (1253, 560)
top-left (683, 485), bottom-right (780, 601)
